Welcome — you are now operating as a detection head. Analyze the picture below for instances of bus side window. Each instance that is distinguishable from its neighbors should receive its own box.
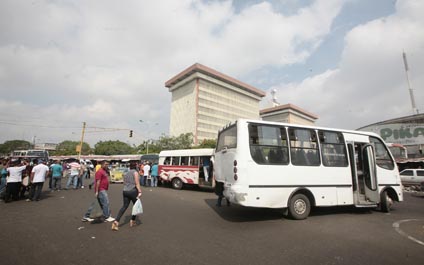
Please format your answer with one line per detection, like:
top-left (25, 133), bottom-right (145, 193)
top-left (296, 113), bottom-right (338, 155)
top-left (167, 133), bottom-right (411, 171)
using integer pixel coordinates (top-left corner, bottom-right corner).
top-left (251, 146), bottom-right (266, 164)
top-left (164, 157), bottom-right (171, 165)
top-left (190, 156), bottom-right (200, 166)
top-left (289, 128), bottom-right (320, 166)
top-left (181, 156), bottom-right (189, 166)
top-left (171, 157), bottom-right (179, 165)
top-left (248, 124), bottom-right (289, 165)
top-left (319, 131), bottom-right (348, 167)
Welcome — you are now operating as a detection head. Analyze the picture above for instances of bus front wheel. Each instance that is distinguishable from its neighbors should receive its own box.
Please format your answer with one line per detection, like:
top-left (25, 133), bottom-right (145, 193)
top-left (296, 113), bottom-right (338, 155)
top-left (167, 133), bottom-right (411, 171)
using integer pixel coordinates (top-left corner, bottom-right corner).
top-left (172, 178), bottom-right (183, 190)
top-left (288, 194), bottom-right (311, 220)
top-left (380, 190), bottom-right (393, 213)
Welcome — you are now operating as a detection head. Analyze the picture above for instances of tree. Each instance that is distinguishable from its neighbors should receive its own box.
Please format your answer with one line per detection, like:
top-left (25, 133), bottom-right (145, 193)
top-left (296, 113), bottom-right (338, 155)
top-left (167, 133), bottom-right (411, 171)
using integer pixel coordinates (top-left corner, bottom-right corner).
top-left (155, 133), bottom-right (193, 151)
top-left (196, 139), bottom-right (216, 149)
top-left (51, 141), bottom-right (91, 156)
top-left (94, 140), bottom-right (135, 155)
top-left (0, 140), bottom-right (31, 156)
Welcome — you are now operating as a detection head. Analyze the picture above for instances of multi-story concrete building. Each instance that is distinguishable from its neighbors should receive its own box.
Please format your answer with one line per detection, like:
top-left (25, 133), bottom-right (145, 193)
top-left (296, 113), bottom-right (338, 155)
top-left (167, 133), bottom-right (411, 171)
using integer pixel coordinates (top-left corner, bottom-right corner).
top-left (165, 63), bottom-right (266, 144)
top-left (260, 103), bottom-right (318, 126)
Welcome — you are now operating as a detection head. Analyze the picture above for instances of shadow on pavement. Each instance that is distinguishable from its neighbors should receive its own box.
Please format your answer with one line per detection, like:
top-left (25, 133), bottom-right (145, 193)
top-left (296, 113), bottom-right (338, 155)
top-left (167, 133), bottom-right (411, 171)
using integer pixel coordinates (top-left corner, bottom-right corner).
top-left (205, 198), bottom-right (380, 223)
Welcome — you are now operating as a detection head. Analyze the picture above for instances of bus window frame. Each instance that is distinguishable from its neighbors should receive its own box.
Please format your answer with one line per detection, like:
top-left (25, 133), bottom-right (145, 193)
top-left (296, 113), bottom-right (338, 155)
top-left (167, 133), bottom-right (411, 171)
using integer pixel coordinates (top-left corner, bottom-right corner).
top-left (318, 130), bottom-right (349, 167)
top-left (248, 123), bottom-right (289, 165)
top-left (288, 127), bottom-right (320, 167)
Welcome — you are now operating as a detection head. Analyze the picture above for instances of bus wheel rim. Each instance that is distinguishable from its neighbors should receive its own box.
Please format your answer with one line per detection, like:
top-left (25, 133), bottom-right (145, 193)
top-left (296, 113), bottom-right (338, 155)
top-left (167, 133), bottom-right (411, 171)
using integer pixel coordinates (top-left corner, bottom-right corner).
top-left (294, 199), bottom-right (306, 214)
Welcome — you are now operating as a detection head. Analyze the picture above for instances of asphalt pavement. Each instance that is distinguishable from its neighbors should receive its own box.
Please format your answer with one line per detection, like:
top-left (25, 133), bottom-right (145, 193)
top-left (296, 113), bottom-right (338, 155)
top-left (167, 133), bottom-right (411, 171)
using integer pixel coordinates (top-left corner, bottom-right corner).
top-left (1, 180), bottom-right (424, 265)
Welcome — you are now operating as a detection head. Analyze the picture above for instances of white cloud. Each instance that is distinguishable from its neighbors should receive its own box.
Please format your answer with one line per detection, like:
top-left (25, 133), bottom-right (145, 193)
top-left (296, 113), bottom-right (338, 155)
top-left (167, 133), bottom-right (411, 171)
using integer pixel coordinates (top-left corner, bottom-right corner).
top-left (0, 0), bottom-right (347, 145)
top-left (271, 0), bottom-right (424, 130)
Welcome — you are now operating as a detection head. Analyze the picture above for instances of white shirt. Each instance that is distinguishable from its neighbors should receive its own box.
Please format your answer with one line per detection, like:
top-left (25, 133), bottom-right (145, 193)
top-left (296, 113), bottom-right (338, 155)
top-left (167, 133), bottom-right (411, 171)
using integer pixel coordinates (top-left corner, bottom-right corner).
top-left (7, 165), bottom-right (27, 183)
top-left (31, 163), bottom-right (50, 183)
top-left (143, 165), bottom-right (150, 177)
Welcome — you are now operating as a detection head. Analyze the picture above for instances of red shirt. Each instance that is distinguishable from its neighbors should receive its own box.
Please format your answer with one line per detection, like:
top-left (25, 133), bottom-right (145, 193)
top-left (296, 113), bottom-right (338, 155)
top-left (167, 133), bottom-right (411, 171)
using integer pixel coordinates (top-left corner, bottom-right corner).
top-left (95, 168), bottom-right (109, 192)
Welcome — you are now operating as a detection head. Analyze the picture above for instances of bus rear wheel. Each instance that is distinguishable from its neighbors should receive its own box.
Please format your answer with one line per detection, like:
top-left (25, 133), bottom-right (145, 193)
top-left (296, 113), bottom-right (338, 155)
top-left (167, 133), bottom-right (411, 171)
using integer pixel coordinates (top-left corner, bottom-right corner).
top-left (288, 194), bottom-right (311, 220)
top-left (171, 178), bottom-right (183, 190)
top-left (380, 190), bottom-right (393, 213)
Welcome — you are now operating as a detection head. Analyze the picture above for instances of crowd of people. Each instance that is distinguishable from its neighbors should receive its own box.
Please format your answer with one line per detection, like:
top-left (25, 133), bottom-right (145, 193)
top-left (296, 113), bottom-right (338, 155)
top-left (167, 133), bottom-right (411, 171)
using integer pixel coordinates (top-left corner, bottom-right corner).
top-left (0, 158), bottom-right (159, 231)
top-left (1, 157), bottom-right (226, 231)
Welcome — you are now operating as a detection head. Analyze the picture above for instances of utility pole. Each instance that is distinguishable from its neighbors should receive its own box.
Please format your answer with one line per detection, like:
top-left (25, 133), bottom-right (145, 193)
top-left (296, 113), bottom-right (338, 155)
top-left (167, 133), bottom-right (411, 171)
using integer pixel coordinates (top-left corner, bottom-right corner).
top-left (403, 51), bottom-right (419, 114)
top-left (77, 122), bottom-right (86, 160)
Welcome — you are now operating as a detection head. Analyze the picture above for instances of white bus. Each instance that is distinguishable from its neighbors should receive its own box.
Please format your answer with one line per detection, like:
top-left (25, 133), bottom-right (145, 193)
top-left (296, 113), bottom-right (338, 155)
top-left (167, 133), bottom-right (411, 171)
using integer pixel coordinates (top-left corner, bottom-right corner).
top-left (214, 119), bottom-right (403, 220)
top-left (159, 148), bottom-right (214, 190)
top-left (11, 149), bottom-right (49, 162)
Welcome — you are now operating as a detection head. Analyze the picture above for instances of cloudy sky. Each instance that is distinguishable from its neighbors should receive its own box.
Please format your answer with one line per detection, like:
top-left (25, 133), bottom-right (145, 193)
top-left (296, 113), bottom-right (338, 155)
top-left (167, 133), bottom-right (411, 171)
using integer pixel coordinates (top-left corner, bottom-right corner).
top-left (0, 0), bottom-right (423, 146)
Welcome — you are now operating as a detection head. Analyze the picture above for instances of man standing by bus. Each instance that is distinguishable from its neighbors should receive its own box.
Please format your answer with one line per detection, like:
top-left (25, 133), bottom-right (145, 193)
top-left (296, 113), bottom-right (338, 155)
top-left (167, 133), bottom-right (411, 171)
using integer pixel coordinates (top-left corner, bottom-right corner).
top-left (28, 159), bottom-right (49, 201)
top-left (202, 157), bottom-right (210, 182)
top-left (143, 162), bottom-right (151, 187)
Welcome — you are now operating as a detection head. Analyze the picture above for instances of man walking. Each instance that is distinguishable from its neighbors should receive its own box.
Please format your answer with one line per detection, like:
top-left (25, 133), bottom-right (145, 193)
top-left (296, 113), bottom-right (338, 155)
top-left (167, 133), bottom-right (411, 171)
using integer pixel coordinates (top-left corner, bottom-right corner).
top-left (82, 161), bottom-right (114, 222)
top-left (27, 159), bottom-right (49, 201)
top-left (66, 160), bottom-right (81, 189)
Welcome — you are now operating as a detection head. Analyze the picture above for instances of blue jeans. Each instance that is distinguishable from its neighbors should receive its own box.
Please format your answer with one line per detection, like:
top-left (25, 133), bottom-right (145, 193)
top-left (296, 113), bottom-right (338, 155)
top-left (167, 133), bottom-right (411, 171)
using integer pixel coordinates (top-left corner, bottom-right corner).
top-left (0, 177), bottom-right (6, 191)
top-left (52, 177), bottom-right (62, 190)
top-left (98, 190), bottom-right (111, 218)
top-left (139, 175), bottom-right (144, 186)
top-left (151, 176), bottom-right (157, 187)
top-left (66, 174), bottom-right (78, 189)
top-left (83, 190), bottom-right (111, 218)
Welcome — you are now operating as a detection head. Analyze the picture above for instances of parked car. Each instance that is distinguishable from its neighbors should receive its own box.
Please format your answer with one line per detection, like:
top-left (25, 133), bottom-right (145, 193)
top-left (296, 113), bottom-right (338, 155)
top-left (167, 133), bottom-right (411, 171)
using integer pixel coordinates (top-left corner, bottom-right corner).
top-left (400, 169), bottom-right (424, 188)
top-left (110, 167), bottom-right (128, 183)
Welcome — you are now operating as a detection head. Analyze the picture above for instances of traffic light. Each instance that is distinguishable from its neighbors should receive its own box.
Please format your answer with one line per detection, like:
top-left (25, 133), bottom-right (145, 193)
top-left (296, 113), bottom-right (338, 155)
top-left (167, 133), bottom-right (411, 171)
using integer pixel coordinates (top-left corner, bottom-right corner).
top-left (129, 130), bottom-right (133, 137)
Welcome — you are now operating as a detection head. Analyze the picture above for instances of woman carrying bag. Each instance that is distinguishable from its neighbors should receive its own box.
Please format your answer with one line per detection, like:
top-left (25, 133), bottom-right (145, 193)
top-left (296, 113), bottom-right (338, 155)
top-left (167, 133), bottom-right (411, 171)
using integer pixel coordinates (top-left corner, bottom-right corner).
top-left (112, 162), bottom-right (142, 231)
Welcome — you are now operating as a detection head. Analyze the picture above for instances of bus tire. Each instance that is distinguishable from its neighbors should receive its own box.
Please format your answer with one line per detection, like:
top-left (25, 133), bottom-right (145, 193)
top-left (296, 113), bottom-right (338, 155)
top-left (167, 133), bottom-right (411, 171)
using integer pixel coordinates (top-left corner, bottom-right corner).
top-left (171, 178), bottom-right (183, 190)
top-left (288, 193), bottom-right (310, 220)
top-left (380, 190), bottom-right (393, 213)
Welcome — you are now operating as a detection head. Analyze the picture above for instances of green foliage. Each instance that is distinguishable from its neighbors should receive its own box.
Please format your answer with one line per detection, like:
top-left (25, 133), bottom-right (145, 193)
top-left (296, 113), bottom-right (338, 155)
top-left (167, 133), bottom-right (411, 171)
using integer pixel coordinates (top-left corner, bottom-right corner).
top-left (0, 140), bottom-right (31, 155)
top-left (51, 141), bottom-right (91, 156)
top-left (137, 133), bottom-right (194, 153)
top-left (158, 133), bottom-right (193, 151)
top-left (196, 139), bottom-right (216, 149)
top-left (94, 140), bottom-right (135, 155)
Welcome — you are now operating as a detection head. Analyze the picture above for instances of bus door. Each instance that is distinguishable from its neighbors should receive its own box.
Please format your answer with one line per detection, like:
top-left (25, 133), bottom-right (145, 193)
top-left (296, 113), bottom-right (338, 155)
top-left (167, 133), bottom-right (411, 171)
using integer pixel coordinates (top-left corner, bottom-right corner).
top-left (348, 142), bottom-right (379, 206)
top-left (198, 156), bottom-right (213, 188)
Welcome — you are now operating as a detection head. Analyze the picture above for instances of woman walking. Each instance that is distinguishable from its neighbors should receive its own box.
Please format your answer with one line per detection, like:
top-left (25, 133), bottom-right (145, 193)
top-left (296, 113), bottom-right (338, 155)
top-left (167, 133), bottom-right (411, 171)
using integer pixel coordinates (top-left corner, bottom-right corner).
top-left (112, 162), bottom-right (142, 231)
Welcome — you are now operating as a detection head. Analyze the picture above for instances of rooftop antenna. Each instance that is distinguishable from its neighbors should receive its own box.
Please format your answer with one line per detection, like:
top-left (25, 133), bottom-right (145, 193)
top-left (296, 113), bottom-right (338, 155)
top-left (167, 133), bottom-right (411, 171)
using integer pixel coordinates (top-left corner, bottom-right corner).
top-left (271, 88), bottom-right (280, 107)
top-left (403, 51), bottom-right (419, 114)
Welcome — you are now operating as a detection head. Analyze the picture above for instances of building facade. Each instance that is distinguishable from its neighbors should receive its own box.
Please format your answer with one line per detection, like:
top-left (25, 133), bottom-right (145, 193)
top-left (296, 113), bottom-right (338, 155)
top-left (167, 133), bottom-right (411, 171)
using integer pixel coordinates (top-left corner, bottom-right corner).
top-left (166, 63), bottom-right (266, 144)
top-left (260, 103), bottom-right (318, 125)
top-left (358, 114), bottom-right (424, 158)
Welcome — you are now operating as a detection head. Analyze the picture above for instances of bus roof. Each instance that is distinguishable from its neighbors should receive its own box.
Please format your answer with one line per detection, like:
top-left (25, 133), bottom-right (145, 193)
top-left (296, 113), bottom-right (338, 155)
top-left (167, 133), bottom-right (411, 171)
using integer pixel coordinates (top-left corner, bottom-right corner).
top-left (159, 148), bottom-right (214, 157)
top-left (220, 119), bottom-right (381, 138)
